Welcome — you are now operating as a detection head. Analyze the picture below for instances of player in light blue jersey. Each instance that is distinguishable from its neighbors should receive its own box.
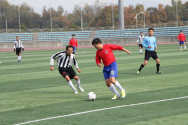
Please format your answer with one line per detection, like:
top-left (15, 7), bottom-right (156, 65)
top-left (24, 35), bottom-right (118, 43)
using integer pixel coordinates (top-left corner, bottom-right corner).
top-left (136, 28), bottom-right (161, 75)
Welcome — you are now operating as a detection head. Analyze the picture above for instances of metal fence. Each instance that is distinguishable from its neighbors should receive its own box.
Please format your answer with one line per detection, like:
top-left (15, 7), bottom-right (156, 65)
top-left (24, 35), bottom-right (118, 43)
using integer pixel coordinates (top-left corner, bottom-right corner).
top-left (0, 21), bottom-right (188, 34)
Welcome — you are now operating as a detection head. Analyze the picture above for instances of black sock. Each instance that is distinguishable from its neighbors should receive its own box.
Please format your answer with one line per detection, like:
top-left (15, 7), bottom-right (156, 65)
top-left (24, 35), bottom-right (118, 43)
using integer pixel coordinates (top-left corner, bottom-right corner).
top-left (157, 64), bottom-right (160, 72)
top-left (138, 64), bottom-right (145, 71)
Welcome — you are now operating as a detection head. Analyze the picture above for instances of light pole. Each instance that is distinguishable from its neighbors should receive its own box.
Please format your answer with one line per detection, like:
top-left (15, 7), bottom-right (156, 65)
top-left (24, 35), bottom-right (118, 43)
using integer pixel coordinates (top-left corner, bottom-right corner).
top-left (143, 0), bottom-right (145, 28)
top-left (18, 4), bottom-right (21, 33)
top-left (112, 0), bottom-right (114, 30)
top-left (80, 1), bottom-right (83, 31)
top-left (49, 2), bottom-right (52, 31)
top-left (135, 12), bottom-right (144, 29)
top-left (3, 12), bottom-right (7, 32)
top-left (176, 0), bottom-right (178, 26)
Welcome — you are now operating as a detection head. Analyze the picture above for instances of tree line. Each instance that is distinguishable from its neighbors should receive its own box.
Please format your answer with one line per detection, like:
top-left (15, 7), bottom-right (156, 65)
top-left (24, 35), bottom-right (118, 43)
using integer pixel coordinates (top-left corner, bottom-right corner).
top-left (0, 0), bottom-right (188, 29)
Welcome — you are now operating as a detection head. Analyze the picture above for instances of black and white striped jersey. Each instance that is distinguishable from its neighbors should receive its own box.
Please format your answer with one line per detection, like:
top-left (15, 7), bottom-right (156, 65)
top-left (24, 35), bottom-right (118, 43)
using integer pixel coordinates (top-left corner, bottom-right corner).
top-left (137, 36), bottom-right (145, 44)
top-left (50, 51), bottom-right (79, 69)
top-left (14, 40), bottom-right (24, 48)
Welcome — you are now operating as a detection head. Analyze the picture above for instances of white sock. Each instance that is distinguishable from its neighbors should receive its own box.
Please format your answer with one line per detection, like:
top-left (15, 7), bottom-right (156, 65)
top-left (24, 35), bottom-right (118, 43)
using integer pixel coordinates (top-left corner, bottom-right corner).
top-left (75, 79), bottom-right (80, 87)
top-left (20, 56), bottom-right (21, 60)
top-left (67, 80), bottom-right (76, 91)
top-left (184, 46), bottom-right (186, 50)
top-left (114, 81), bottom-right (125, 91)
top-left (108, 84), bottom-right (120, 96)
top-left (18, 56), bottom-right (19, 60)
top-left (141, 49), bottom-right (142, 53)
top-left (180, 46), bottom-right (182, 50)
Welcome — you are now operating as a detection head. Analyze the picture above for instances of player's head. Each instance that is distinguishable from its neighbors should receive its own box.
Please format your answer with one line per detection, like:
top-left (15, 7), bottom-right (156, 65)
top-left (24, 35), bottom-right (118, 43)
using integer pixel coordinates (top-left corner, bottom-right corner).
top-left (180, 30), bottom-right (183, 34)
top-left (16, 36), bottom-right (19, 40)
top-left (72, 34), bottom-right (75, 39)
top-left (148, 28), bottom-right (154, 36)
top-left (140, 32), bottom-right (143, 36)
top-left (66, 45), bottom-right (74, 55)
top-left (92, 38), bottom-right (103, 50)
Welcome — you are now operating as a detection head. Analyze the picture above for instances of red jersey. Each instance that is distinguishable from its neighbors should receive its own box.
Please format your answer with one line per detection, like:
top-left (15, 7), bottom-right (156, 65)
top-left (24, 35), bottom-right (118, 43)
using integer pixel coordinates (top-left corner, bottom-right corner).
top-left (95, 44), bottom-right (123, 66)
top-left (178, 34), bottom-right (186, 41)
top-left (69, 39), bottom-right (78, 47)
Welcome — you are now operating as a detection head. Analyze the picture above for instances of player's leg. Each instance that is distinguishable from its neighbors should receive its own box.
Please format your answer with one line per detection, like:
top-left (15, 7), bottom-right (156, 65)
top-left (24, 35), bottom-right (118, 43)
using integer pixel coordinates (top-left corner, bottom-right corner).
top-left (60, 69), bottom-right (78, 94)
top-left (73, 46), bottom-right (76, 54)
top-left (109, 61), bottom-right (126, 98)
top-left (109, 77), bottom-right (126, 98)
top-left (73, 76), bottom-right (84, 92)
top-left (65, 75), bottom-right (78, 94)
top-left (139, 45), bottom-right (142, 54)
top-left (137, 50), bottom-right (151, 74)
top-left (106, 79), bottom-right (120, 100)
top-left (183, 43), bottom-right (186, 51)
top-left (180, 42), bottom-right (182, 51)
top-left (152, 52), bottom-right (162, 74)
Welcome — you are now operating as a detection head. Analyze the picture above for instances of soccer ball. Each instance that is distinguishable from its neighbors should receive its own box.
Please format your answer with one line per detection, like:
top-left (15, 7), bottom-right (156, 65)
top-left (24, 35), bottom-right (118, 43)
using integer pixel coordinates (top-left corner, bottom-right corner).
top-left (87, 92), bottom-right (96, 101)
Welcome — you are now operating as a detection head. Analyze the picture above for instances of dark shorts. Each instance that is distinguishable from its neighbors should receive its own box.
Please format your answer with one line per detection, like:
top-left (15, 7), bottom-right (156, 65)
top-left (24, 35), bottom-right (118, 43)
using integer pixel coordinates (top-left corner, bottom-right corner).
top-left (139, 44), bottom-right (143, 48)
top-left (16, 48), bottom-right (21, 55)
top-left (145, 50), bottom-right (158, 60)
top-left (179, 41), bottom-right (185, 45)
top-left (59, 67), bottom-right (77, 79)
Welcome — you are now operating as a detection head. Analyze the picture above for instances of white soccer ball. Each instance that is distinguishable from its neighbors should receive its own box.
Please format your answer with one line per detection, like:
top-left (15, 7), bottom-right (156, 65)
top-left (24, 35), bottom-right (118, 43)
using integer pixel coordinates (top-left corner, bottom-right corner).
top-left (87, 92), bottom-right (96, 101)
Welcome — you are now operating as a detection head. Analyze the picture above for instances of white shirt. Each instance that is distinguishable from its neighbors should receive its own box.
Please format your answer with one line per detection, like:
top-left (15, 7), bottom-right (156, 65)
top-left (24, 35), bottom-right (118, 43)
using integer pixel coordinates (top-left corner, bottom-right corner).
top-left (137, 35), bottom-right (145, 44)
top-left (14, 40), bottom-right (24, 48)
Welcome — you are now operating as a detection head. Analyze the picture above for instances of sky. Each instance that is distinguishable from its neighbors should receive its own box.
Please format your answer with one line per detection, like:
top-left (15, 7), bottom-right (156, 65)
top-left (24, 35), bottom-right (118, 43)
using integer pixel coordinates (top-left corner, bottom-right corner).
top-left (6, 0), bottom-right (188, 15)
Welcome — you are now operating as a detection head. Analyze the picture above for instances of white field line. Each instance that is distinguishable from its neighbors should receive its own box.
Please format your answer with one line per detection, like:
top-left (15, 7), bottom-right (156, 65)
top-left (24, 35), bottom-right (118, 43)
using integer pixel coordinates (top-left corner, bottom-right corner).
top-left (14, 96), bottom-right (188, 125)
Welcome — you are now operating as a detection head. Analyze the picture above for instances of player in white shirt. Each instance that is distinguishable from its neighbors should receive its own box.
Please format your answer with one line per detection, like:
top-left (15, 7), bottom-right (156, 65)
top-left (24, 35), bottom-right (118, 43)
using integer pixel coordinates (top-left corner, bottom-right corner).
top-left (14, 36), bottom-right (24, 62)
top-left (137, 32), bottom-right (144, 54)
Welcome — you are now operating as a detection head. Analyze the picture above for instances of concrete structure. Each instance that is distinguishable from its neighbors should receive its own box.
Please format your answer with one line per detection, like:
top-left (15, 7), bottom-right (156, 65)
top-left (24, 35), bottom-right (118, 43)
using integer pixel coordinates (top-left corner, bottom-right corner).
top-left (78, 36), bottom-right (188, 46)
top-left (0, 41), bottom-right (62, 48)
top-left (118, 0), bottom-right (124, 30)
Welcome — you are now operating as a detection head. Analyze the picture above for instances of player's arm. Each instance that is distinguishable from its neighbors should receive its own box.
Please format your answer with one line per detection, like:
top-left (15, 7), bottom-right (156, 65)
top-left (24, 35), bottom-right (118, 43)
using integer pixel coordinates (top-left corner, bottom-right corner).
top-left (96, 52), bottom-right (102, 68)
top-left (69, 40), bottom-right (72, 46)
top-left (121, 48), bottom-right (131, 54)
top-left (14, 42), bottom-right (16, 51)
top-left (177, 35), bottom-right (180, 41)
top-left (155, 39), bottom-right (157, 50)
top-left (21, 41), bottom-right (24, 51)
top-left (73, 55), bottom-right (81, 73)
top-left (76, 40), bottom-right (78, 47)
top-left (50, 52), bottom-right (63, 72)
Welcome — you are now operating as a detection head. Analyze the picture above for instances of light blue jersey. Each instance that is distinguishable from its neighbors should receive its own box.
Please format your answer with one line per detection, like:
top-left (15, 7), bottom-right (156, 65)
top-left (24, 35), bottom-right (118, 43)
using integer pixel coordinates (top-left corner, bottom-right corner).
top-left (142, 36), bottom-right (157, 51)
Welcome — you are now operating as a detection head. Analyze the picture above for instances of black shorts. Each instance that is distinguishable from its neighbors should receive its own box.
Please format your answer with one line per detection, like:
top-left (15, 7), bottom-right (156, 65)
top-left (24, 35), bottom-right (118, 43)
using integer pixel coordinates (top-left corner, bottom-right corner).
top-left (16, 48), bottom-right (21, 55)
top-left (59, 67), bottom-right (77, 79)
top-left (145, 50), bottom-right (158, 60)
top-left (139, 44), bottom-right (143, 48)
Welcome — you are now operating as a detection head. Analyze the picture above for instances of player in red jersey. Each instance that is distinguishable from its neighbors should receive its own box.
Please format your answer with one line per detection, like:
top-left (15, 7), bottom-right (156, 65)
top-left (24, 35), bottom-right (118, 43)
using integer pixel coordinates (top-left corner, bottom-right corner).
top-left (69, 34), bottom-right (78, 54)
top-left (92, 38), bottom-right (131, 100)
top-left (177, 30), bottom-right (186, 51)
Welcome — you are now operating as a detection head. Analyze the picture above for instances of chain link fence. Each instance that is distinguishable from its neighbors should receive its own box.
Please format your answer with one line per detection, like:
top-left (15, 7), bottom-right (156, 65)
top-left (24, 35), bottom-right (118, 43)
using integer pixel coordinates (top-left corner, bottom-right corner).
top-left (0, 21), bottom-right (188, 34)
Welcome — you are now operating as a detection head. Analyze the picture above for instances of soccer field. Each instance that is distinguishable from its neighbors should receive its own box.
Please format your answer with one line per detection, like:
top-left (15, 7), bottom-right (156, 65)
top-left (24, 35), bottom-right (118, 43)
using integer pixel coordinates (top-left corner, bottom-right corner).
top-left (0, 44), bottom-right (188, 125)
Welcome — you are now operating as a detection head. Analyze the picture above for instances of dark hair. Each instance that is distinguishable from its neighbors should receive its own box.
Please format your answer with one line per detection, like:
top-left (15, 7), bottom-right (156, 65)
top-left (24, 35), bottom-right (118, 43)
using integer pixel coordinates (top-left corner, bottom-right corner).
top-left (16, 36), bottom-right (19, 38)
top-left (92, 38), bottom-right (101, 45)
top-left (66, 45), bottom-right (73, 50)
top-left (180, 30), bottom-right (183, 32)
top-left (140, 32), bottom-right (143, 33)
top-left (148, 28), bottom-right (154, 32)
top-left (72, 34), bottom-right (75, 36)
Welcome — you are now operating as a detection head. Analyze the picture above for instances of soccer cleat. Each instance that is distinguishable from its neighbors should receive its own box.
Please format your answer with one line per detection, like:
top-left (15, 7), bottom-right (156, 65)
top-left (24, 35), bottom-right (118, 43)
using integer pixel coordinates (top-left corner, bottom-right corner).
top-left (18, 60), bottom-right (21, 62)
top-left (0, 62), bottom-right (2, 64)
top-left (77, 86), bottom-right (84, 92)
top-left (121, 89), bottom-right (126, 98)
top-left (111, 94), bottom-right (120, 100)
top-left (74, 90), bottom-right (78, 94)
top-left (156, 71), bottom-right (162, 74)
top-left (180, 50), bottom-right (182, 51)
top-left (185, 50), bottom-right (187, 51)
top-left (136, 71), bottom-right (140, 75)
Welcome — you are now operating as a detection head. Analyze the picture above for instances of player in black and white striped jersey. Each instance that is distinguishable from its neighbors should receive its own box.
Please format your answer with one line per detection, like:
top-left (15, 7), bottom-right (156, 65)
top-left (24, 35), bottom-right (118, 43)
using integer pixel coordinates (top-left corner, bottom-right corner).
top-left (14, 36), bottom-right (24, 62)
top-left (50, 45), bottom-right (84, 94)
top-left (137, 32), bottom-right (144, 54)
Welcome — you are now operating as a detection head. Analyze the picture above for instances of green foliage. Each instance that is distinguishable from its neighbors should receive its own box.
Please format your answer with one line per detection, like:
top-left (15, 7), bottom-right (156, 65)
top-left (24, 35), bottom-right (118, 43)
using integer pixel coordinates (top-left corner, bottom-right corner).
top-left (21, 25), bottom-right (28, 29)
